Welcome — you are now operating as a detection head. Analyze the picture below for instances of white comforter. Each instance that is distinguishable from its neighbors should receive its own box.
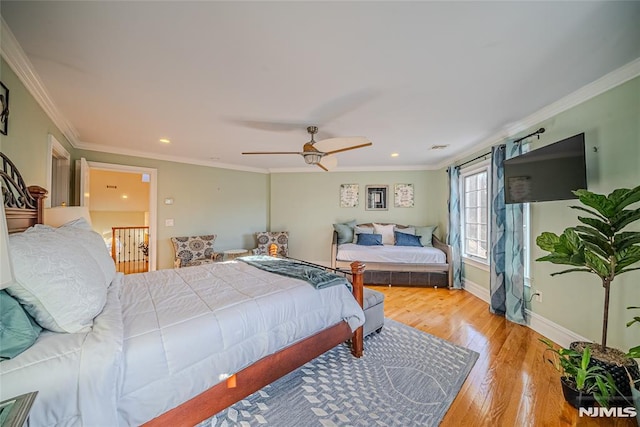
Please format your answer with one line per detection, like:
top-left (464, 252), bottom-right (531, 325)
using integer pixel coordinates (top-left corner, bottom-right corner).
top-left (0, 261), bottom-right (364, 426)
top-left (337, 243), bottom-right (447, 264)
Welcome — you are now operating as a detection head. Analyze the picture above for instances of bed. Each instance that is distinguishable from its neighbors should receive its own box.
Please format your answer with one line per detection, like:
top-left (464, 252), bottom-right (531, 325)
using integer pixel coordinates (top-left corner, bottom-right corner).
top-left (0, 152), bottom-right (366, 426)
top-left (331, 222), bottom-right (453, 288)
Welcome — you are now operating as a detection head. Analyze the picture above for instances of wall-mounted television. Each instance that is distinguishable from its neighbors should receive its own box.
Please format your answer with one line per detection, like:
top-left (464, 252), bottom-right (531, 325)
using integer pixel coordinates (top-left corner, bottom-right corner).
top-left (503, 132), bottom-right (587, 204)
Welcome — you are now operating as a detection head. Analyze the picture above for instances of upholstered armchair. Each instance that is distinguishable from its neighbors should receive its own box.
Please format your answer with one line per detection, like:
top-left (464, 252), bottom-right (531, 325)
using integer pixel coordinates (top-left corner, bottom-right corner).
top-left (170, 235), bottom-right (223, 268)
top-left (252, 231), bottom-right (289, 257)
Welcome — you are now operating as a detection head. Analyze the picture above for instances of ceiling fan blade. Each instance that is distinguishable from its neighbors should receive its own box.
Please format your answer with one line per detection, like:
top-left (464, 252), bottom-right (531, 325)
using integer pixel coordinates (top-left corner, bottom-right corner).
top-left (318, 155), bottom-right (338, 171)
top-left (315, 136), bottom-right (370, 151)
top-left (324, 142), bottom-right (373, 156)
top-left (310, 89), bottom-right (378, 125)
top-left (316, 163), bottom-right (329, 171)
top-left (241, 151), bottom-right (303, 155)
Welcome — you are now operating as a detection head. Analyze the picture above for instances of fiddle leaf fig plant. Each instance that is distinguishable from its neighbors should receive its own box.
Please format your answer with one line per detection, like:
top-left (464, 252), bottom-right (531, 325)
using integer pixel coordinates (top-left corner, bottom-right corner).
top-left (536, 185), bottom-right (640, 348)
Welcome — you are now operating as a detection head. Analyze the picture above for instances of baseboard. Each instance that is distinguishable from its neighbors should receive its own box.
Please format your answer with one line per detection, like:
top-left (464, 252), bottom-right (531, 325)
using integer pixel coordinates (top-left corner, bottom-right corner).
top-left (463, 279), bottom-right (588, 347)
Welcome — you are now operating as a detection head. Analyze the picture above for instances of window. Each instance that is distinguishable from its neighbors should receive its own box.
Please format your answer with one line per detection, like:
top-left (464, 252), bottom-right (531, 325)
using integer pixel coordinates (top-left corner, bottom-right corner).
top-left (460, 162), bottom-right (490, 265)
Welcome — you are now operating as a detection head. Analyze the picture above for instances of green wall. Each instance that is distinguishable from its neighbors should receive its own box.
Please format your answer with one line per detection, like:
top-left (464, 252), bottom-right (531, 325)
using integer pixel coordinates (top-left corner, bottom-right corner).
top-left (0, 58), bottom-right (74, 187)
top-left (270, 170), bottom-right (446, 263)
top-left (74, 150), bottom-right (270, 269)
top-left (458, 76), bottom-right (640, 352)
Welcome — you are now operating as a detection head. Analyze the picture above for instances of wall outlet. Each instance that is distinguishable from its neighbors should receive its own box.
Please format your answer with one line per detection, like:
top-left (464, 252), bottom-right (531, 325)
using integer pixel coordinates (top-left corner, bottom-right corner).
top-left (534, 290), bottom-right (542, 303)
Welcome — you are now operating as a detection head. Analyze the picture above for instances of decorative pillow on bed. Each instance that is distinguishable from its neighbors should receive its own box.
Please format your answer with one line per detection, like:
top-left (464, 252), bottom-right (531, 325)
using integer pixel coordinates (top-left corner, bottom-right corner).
top-left (55, 218), bottom-right (116, 288)
top-left (394, 231), bottom-right (423, 247)
top-left (394, 226), bottom-right (415, 235)
top-left (7, 226), bottom-right (108, 333)
top-left (352, 225), bottom-right (374, 243)
top-left (356, 233), bottom-right (383, 246)
top-left (410, 225), bottom-right (438, 247)
top-left (333, 220), bottom-right (356, 245)
top-left (373, 223), bottom-right (395, 245)
top-left (0, 290), bottom-right (42, 359)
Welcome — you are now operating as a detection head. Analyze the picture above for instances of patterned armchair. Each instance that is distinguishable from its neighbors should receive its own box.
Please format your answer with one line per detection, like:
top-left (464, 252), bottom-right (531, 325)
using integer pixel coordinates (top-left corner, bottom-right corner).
top-left (252, 231), bottom-right (289, 257)
top-left (170, 235), bottom-right (223, 268)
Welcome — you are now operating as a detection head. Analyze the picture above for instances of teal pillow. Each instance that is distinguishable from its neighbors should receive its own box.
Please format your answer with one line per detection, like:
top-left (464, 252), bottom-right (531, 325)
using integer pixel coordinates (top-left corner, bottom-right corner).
top-left (394, 231), bottom-right (423, 247)
top-left (333, 220), bottom-right (356, 245)
top-left (0, 290), bottom-right (42, 359)
top-left (410, 225), bottom-right (438, 247)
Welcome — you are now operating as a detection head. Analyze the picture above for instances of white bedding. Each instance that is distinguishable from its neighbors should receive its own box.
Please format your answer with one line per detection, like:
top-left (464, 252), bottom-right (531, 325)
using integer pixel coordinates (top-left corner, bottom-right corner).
top-left (0, 261), bottom-right (364, 426)
top-left (337, 243), bottom-right (447, 264)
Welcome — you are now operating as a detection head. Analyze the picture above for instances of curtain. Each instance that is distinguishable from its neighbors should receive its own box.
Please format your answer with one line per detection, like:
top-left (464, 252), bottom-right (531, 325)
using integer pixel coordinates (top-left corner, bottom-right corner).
top-left (447, 166), bottom-right (463, 289)
top-left (489, 142), bottom-right (526, 324)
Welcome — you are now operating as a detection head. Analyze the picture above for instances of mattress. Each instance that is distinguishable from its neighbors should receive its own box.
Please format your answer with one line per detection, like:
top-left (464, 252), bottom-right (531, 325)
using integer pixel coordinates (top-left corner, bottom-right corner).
top-left (117, 260), bottom-right (364, 425)
top-left (336, 243), bottom-right (447, 264)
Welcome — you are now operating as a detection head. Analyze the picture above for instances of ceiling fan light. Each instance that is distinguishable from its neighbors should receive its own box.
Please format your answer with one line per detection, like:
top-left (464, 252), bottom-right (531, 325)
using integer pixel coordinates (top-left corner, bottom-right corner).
top-left (303, 153), bottom-right (322, 164)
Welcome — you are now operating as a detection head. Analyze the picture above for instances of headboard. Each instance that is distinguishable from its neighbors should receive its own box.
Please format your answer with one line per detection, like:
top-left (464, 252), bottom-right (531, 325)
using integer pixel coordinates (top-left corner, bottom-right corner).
top-left (1, 152), bottom-right (47, 233)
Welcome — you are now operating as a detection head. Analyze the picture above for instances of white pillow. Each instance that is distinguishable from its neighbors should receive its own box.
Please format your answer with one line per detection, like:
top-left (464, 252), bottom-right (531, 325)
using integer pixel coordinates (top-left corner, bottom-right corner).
top-left (373, 223), bottom-right (396, 245)
top-left (394, 226), bottom-right (415, 235)
top-left (56, 218), bottom-right (116, 288)
top-left (352, 225), bottom-right (374, 243)
top-left (7, 226), bottom-right (107, 333)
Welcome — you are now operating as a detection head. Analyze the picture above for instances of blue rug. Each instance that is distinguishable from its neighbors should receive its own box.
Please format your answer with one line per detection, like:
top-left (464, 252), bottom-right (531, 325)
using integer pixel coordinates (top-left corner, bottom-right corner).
top-left (199, 319), bottom-right (478, 426)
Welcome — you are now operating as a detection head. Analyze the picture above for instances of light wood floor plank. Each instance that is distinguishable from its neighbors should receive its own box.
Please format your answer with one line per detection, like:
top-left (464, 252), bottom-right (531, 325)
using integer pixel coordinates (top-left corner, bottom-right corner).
top-left (373, 285), bottom-right (636, 426)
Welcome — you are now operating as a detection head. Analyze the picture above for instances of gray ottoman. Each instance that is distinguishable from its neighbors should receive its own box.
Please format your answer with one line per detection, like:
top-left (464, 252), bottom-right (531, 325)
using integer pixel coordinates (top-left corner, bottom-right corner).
top-left (362, 287), bottom-right (385, 337)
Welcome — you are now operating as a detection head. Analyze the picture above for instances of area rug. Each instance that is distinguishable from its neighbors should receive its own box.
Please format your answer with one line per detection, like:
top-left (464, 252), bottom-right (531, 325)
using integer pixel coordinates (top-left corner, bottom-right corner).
top-left (199, 319), bottom-right (479, 427)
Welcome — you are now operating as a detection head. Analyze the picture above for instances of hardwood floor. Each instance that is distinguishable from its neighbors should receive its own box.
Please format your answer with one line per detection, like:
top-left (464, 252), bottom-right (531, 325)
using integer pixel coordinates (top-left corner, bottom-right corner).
top-left (373, 285), bottom-right (636, 427)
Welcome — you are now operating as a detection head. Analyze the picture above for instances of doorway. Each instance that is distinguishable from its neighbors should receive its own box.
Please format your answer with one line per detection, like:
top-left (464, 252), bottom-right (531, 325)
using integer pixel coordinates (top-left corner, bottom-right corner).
top-left (76, 159), bottom-right (158, 272)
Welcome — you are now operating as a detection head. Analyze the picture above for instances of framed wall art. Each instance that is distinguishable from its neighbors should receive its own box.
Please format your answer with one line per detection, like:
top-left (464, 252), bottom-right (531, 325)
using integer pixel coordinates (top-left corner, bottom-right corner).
top-left (0, 81), bottom-right (9, 136)
top-left (394, 183), bottom-right (414, 207)
top-left (340, 184), bottom-right (359, 208)
top-left (365, 185), bottom-right (388, 210)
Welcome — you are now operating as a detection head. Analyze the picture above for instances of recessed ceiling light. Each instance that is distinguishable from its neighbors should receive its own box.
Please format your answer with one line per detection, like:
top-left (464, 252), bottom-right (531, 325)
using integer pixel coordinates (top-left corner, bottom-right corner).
top-left (159, 138), bottom-right (171, 144)
top-left (391, 153), bottom-right (399, 157)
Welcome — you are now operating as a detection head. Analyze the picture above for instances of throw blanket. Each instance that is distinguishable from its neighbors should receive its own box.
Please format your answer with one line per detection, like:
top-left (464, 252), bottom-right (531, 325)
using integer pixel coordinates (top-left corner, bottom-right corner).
top-left (239, 256), bottom-right (352, 291)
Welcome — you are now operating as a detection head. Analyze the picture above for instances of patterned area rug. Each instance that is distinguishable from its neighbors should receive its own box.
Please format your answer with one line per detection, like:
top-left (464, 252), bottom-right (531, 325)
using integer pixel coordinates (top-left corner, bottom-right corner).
top-left (199, 319), bottom-right (478, 427)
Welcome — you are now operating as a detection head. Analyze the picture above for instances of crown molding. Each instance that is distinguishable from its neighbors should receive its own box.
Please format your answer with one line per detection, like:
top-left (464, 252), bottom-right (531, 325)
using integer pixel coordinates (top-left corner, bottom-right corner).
top-left (73, 140), bottom-right (270, 174)
top-left (437, 56), bottom-right (640, 171)
top-left (0, 18), bottom-right (80, 146)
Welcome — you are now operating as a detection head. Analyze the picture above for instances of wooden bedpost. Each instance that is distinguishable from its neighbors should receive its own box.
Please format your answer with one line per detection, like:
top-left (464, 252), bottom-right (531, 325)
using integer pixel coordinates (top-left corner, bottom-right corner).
top-left (28, 186), bottom-right (47, 225)
top-left (350, 261), bottom-right (365, 358)
top-left (268, 243), bottom-right (278, 257)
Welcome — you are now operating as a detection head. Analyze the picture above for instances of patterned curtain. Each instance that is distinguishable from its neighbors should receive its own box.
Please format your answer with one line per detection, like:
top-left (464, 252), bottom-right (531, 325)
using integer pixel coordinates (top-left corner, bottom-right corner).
top-left (447, 166), bottom-right (463, 289)
top-left (489, 142), bottom-right (526, 324)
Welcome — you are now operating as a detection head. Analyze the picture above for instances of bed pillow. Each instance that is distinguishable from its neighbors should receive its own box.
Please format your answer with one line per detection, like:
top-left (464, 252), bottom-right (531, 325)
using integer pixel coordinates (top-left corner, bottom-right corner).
top-left (394, 226), bottom-right (415, 235)
top-left (356, 233), bottom-right (383, 246)
top-left (373, 223), bottom-right (395, 245)
top-left (7, 226), bottom-right (108, 333)
top-left (56, 218), bottom-right (116, 288)
top-left (352, 225), bottom-right (374, 243)
top-left (394, 231), bottom-right (423, 247)
top-left (410, 225), bottom-right (438, 247)
top-left (0, 290), bottom-right (42, 359)
top-left (333, 220), bottom-right (356, 245)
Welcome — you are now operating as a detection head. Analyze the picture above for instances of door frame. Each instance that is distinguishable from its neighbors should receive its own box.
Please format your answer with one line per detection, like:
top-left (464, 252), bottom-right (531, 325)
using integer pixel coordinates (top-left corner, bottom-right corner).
top-left (85, 161), bottom-right (158, 272)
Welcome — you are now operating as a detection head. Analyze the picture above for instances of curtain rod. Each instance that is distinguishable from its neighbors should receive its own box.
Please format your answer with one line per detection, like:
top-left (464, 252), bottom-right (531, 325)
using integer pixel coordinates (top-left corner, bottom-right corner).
top-left (514, 127), bottom-right (545, 144)
top-left (448, 127), bottom-right (545, 171)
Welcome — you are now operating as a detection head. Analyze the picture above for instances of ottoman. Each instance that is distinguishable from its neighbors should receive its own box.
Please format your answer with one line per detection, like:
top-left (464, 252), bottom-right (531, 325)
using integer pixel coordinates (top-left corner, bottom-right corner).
top-left (362, 287), bottom-right (385, 337)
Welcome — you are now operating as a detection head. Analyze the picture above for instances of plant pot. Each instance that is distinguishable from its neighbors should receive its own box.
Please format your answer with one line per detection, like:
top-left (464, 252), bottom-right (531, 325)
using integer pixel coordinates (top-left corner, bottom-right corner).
top-left (632, 387), bottom-right (640, 427)
top-left (561, 377), bottom-right (597, 409)
top-left (570, 341), bottom-right (640, 398)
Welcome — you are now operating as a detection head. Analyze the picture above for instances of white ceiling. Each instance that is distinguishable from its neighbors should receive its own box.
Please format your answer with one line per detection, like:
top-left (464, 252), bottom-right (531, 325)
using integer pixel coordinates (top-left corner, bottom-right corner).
top-left (2, 1), bottom-right (639, 172)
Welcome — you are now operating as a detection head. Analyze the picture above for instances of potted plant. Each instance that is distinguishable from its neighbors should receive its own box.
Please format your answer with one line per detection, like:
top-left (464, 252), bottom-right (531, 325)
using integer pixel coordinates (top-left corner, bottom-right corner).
top-left (626, 306), bottom-right (640, 424)
top-left (541, 338), bottom-right (617, 408)
top-left (536, 185), bottom-right (640, 397)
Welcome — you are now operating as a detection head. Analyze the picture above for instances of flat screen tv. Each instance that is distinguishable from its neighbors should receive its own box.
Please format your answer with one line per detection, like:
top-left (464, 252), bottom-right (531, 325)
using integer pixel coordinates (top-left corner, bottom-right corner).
top-left (503, 132), bottom-right (587, 204)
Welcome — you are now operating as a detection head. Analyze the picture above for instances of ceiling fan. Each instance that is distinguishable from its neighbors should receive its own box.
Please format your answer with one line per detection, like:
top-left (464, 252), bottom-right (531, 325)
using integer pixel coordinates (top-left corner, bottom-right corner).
top-left (242, 126), bottom-right (372, 171)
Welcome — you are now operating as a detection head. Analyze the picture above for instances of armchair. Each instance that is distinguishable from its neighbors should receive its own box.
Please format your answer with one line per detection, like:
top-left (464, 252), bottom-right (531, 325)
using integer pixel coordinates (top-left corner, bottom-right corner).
top-left (252, 231), bottom-right (289, 257)
top-left (170, 235), bottom-right (223, 268)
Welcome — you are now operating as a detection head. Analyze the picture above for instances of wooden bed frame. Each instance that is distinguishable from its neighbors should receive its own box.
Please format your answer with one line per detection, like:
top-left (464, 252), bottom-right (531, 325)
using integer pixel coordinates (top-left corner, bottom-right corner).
top-left (1, 152), bottom-right (365, 426)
